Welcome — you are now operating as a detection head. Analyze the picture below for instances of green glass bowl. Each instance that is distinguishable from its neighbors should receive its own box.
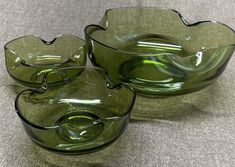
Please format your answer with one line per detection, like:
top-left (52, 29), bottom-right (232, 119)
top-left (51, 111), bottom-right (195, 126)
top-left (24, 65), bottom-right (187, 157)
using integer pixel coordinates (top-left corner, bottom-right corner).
top-left (4, 34), bottom-right (87, 88)
top-left (85, 7), bottom-right (235, 96)
top-left (15, 67), bottom-right (135, 154)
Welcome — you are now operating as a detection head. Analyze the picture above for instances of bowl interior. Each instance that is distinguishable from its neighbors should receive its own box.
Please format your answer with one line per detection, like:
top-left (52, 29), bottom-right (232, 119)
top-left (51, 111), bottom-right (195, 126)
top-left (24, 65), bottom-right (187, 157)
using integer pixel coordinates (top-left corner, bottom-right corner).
top-left (16, 67), bottom-right (135, 151)
top-left (5, 35), bottom-right (85, 67)
top-left (90, 8), bottom-right (235, 54)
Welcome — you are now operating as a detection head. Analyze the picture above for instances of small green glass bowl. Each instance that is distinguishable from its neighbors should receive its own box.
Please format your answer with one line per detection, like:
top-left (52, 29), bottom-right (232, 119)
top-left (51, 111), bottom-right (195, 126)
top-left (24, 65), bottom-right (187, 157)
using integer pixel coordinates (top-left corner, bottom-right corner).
top-left (4, 34), bottom-right (87, 88)
top-left (85, 7), bottom-right (235, 96)
top-left (15, 66), bottom-right (135, 154)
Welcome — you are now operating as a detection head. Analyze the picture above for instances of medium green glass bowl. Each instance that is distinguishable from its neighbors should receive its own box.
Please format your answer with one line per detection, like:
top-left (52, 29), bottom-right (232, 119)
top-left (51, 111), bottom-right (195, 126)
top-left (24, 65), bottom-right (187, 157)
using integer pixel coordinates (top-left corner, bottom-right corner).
top-left (15, 66), bottom-right (136, 154)
top-left (85, 7), bottom-right (235, 96)
top-left (4, 34), bottom-right (87, 88)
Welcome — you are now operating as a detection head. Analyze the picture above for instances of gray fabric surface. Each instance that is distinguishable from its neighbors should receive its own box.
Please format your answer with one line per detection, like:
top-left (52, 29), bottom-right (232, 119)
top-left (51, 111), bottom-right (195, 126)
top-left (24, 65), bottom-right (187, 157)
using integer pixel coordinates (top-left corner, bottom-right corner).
top-left (0, 0), bottom-right (234, 166)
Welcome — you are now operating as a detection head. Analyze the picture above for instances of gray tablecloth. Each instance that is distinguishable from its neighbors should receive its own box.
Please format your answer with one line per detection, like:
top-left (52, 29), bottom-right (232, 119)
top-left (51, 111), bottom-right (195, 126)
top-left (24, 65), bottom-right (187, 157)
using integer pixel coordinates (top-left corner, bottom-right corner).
top-left (0, 0), bottom-right (234, 166)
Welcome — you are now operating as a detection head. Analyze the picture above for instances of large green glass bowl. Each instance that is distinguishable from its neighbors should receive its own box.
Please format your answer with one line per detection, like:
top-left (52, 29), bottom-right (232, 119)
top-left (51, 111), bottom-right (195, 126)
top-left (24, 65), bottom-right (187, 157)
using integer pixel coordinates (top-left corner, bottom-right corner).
top-left (15, 67), bottom-right (135, 154)
top-left (4, 34), bottom-right (87, 88)
top-left (85, 7), bottom-right (235, 96)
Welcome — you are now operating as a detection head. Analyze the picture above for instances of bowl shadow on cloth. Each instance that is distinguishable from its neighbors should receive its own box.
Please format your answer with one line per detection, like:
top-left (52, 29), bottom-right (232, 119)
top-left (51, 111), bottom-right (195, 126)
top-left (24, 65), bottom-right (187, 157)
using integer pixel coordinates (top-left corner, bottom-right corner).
top-left (7, 82), bottom-right (29, 95)
top-left (18, 130), bottom-right (130, 167)
top-left (130, 80), bottom-right (224, 122)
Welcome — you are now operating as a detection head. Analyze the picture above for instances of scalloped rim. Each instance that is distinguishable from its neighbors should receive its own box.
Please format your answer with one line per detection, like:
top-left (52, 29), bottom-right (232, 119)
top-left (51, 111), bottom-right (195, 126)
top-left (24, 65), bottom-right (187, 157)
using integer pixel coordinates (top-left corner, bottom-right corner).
top-left (4, 34), bottom-right (86, 68)
top-left (15, 66), bottom-right (136, 130)
top-left (4, 34), bottom-right (85, 47)
top-left (84, 7), bottom-right (235, 55)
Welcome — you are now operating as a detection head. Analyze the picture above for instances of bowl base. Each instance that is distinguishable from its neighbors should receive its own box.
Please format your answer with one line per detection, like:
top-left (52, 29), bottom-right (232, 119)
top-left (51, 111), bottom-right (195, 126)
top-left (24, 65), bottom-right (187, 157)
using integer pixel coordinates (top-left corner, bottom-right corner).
top-left (56, 112), bottom-right (104, 143)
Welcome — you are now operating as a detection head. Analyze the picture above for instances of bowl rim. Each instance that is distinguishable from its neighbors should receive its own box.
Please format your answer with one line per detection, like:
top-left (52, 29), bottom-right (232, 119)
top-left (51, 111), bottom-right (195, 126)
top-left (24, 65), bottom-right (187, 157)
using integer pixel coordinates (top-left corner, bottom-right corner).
top-left (84, 7), bottom-right (235, 55)
top-left (4, 34), bottom-right (86, 68)
top-left (15, 66), bottom-right (136, 130)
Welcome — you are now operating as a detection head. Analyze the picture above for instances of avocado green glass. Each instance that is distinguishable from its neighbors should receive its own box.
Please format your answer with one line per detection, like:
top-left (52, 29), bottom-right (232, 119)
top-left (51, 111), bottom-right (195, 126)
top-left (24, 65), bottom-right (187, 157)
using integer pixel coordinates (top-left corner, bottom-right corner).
top-left (15, 67), bottom-right (135, 154)
top-left (85, 7), bottom-right (235, 96)
top-left (5, 34), bottom-right (87, 88)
